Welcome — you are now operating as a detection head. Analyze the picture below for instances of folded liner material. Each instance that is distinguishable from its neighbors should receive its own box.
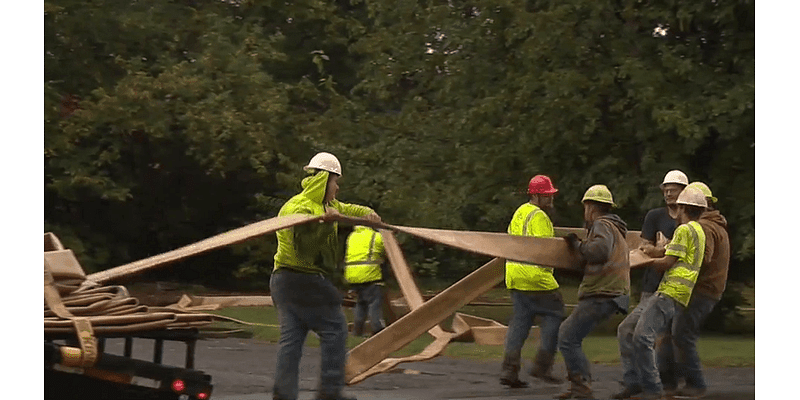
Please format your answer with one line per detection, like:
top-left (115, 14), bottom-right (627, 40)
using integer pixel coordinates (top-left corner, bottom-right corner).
top-left (46, 213), bottom-right (653, 380)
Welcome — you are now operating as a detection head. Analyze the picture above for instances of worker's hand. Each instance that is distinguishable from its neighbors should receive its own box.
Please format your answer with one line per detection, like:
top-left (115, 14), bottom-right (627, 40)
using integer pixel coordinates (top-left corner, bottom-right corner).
top-left (322, 207), bottom-right (342, 222)
top-left (564, 233), bottom-right (581, 251)
top-left (363, 212), bottom-right (382, 223)
top-left (640, 243), bottom-right (663, 258)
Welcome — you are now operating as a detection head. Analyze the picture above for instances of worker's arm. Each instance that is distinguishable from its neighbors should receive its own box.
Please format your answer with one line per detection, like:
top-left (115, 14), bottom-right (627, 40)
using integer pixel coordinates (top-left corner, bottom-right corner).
top-left (638, 239), bottom-right (655, 252)
top-left (579, 220), bottom-right (614, 265)
top-left (649, 254), bottom-right (679, 273)
top-left (639, 241), bottom-right (666, 258)
top-left (640, 231), bottom-right (670, 257)
top-left (328, 200), bottom-right (381, 222)
top-left (374, 231), bottom-right (386, 257)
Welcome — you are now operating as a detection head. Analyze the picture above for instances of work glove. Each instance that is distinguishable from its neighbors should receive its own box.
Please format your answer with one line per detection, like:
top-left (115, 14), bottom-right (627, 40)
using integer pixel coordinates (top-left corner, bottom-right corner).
top-left (363, 212), bottom-right (382, 223)
top-left (322, 206), bottom-right (342, 222)
top-left (563, 233), bottom-right (582, 252)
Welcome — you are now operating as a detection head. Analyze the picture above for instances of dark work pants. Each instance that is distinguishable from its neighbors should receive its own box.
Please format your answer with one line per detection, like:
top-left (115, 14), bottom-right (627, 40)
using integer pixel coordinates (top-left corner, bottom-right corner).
top-left (270, 270), bottom-right (347, 400)
top-left (352, 283), bottom-right (385, 336)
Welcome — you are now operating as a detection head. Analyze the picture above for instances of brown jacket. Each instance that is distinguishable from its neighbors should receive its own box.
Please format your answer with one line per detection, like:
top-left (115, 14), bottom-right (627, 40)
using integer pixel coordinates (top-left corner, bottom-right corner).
top-left (693, 210), bottom-right (731, 301)
top-left (577, 214), bottom-right (630, 299)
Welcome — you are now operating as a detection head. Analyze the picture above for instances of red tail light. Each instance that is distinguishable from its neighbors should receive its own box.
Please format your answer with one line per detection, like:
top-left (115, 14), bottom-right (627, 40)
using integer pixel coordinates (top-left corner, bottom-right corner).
top-left (171, 379), bottom-right (186, 393)
top-left (197, 392), bottom-right (209, 399)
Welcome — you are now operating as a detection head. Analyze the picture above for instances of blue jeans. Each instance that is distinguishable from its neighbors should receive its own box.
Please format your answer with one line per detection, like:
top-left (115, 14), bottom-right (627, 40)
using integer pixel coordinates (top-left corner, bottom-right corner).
top-left (617, 292), bottom-right (682, 395)
top-left (667, 294), bottom-right (718, 389)
top-left (270, 270), bottom-right (348, 400)
top-left (502, 290), bottom-right (564, 371)
top-left (639, 292), bottom-right (678, 390)
top-left (352, 283), bottom-right (385, 336)
top-left (558, 297), bottom-right (620, 381)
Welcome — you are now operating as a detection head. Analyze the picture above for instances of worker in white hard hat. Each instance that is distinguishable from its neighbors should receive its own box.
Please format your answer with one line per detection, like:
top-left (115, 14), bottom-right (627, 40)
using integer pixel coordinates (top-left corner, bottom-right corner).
top-left (629, 170), bottom-right (688, 394)
top-left (615, 187), bottom-right (707, 400)
top-left (270, 152), bottom-right (381, 400)
top-left (660, 182), bottom-right (730, 398)
top-left (638, 170), bottom-right (689, 299)
top-left (556, 185), bottom-right (630, 399)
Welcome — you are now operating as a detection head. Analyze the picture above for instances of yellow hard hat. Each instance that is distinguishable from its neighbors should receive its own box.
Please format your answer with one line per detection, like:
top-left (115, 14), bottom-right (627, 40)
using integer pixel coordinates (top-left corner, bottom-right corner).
top-left (686, 181), bottom-right (717, 204)
top-left (582, 184), bottom-right (615, 206)
top-left (676, 186), bottom-right (707, 208)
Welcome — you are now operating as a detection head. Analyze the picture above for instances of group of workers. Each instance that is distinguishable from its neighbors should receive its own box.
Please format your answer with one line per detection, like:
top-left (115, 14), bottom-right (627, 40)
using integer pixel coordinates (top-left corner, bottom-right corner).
top-left (500, 171), bottom-right (730, 400)
top-left (267, 152), bottom-right (730, 400)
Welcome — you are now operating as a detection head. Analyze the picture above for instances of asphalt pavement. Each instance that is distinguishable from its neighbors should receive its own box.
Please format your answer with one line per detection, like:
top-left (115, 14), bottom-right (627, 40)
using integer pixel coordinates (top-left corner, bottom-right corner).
top-left (102, 337), bottom-right (755, 400)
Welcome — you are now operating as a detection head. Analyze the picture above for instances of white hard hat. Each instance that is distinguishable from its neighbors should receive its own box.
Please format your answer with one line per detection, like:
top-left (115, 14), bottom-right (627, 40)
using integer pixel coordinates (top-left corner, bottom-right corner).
top-left (675, 186), bottom-right (707, 208)
top-left (304, 152), bottom-right (342, 176)
top-left (660, 170), bottom-right (688, 188)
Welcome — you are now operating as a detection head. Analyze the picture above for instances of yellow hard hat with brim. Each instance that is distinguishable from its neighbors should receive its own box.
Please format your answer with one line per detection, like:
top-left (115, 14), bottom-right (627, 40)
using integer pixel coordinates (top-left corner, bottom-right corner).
top-left (582, 184), bottom-right (616, 207)
top-left (686, 181), bottom-right (717, 204)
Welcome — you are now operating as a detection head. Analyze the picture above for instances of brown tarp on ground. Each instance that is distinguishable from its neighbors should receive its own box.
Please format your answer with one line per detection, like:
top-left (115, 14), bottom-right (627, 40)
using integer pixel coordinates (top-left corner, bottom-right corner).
top-left (345, 256), bottom-right (507, 383)
top-left (451, 313), bottom-right (511, 346)
top-left (343, 223), bottom-right (654, 383)
top-left (49, 213), bottom-right (657, 380)
top-left (173, 294), bottom-right (274, 311)
top-left (345, 231), bottom-right (511, 384)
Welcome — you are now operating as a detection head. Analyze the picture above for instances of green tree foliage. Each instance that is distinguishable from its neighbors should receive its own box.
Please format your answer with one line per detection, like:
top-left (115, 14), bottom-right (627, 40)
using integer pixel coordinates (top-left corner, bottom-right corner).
top-left (308, 0), bottom-right (754, 281)
top-left (45, 0), bottom-right (754, 297)
top-left (45, 0), bottom-right (320, 279)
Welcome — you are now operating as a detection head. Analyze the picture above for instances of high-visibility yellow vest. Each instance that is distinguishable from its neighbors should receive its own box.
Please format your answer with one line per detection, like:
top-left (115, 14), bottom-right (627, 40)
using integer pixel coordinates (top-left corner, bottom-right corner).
top-left (505, 203), bottom-right (559, 291)
top-left (344, 226), bottom-right (385, 284)
top-left (658, 221), bottom-right (706, 307)
top-left (274, 170), bottom-right (374, 275)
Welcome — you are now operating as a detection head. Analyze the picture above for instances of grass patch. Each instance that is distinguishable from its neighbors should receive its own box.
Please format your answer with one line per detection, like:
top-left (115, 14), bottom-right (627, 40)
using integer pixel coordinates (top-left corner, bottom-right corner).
top-left (206, 306), bottom-right (281, 342)
top-left (201, 277), bottom-right (755, 368)
top-left (205, 304), bottom-right (754, 368)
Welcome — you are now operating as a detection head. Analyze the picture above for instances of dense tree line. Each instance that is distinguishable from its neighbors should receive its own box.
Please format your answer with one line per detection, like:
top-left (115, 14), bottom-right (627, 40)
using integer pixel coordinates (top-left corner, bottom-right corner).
top-left (45, 0), bottom-right (754, 322)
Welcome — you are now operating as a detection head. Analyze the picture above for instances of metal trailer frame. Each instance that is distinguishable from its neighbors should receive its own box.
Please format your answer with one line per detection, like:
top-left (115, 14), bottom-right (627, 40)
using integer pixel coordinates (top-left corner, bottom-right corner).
top-left (45, 328), bottom-right (212, 400)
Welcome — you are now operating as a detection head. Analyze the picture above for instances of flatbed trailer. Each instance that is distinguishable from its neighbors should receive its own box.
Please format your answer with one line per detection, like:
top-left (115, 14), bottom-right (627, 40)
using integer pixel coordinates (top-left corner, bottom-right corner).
top-left (44, 232), bottom-right (216, 400)
top-left (45, 328), bottom-right (212, 400)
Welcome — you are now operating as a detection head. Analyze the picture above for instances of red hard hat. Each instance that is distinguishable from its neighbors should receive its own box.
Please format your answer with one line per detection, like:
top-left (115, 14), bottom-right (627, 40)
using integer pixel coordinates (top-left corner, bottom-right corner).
top-left (528, 175), bottom-right (558, 195)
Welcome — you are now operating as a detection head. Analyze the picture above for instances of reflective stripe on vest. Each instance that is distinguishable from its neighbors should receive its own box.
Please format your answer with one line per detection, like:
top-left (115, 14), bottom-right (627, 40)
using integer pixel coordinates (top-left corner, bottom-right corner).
top-left (658, 221), bottom-right (705, 307)
top-left (505, 204), bottom-right (559, 291)
top-left (345, 229), bottom-right (383, 284)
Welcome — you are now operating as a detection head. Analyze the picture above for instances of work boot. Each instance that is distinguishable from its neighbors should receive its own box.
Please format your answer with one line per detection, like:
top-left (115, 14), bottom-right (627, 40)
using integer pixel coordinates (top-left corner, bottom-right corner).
top-left (611, 385), bottom-right (642, 399)
top-left (500, 377), bottom-right (529, 389)
top-left (500, 355), bottom-right (529, 388)
top-left (315, 393), bottom-right (357, 400)
top-left (529, 351), bottom-right (564, 384)
top-left (557, 373), bottom-right (593, 399)
top-left (674, 386), bottom-right (707, 398)
top-left (637, 391), bottom-right (665, 400)
top-left (352, 322), bottom-right (364, 337)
